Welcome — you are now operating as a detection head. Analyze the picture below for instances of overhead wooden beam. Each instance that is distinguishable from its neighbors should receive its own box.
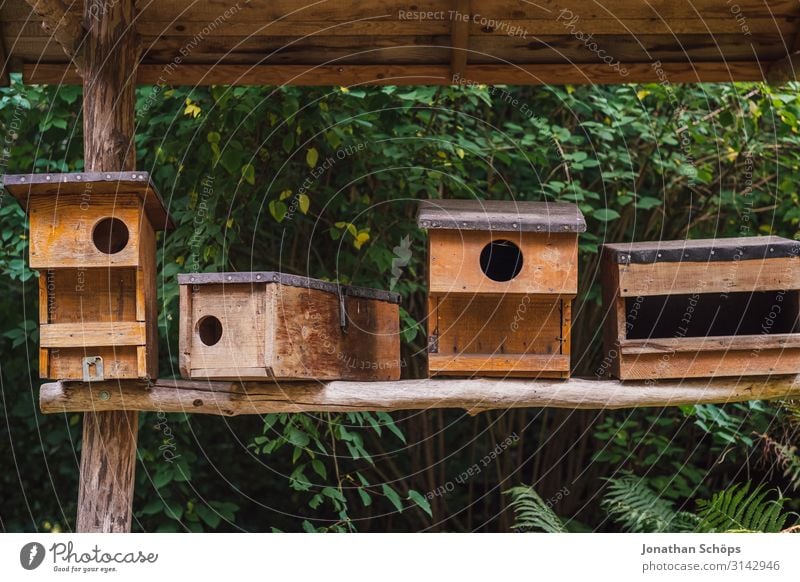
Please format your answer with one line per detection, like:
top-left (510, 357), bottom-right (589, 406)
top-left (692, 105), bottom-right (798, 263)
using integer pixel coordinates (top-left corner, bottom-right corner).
top-left (23, 61), bottom-right (768, 87)
top-left (767, 23), bottom-right (800, 84)
top-left (449, 0), bottom-right (471, 82)
top-left (76, 0), bottom-right (139, 534)
top-left (25, 0), bottom-right (85, 71)
top-left (39, 375), bottom-right (800, 416)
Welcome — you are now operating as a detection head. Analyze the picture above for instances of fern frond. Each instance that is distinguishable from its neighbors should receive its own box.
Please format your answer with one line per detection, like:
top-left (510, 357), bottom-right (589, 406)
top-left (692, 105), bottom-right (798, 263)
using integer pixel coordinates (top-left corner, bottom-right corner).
top-left (505, 486), bottom-right (567, 533)
top-left (759, 434), bottom-right (800, 492)
top-left (601, 473), bottom-right (692, 533)
top-left (696, 483), bottom-right (793, 533)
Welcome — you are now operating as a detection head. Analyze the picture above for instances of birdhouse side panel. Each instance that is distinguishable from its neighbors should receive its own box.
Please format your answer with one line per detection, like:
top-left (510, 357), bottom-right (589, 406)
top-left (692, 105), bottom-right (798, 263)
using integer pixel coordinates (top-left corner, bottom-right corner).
top-left (428, 230), bottom-right (578, 295)
top-left (28, 194), bottom-right (144, 269)
top-left (270, 285), bottom-right (401, 381)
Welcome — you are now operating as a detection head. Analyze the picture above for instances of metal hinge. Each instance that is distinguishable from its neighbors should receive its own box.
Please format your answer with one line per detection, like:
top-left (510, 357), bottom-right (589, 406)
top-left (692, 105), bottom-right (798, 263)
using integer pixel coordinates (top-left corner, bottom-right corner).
top-left (427, 334), bottom-right (439, 353)
top-left (82, 356), bottom-right (104, 382)
top-left (338, 291), bottom-right (348, 333)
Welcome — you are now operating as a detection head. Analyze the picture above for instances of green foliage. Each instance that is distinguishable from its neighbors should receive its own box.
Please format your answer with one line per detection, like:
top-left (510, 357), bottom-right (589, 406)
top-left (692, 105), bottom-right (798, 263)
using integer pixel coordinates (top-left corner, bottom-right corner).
top-left (601, 473), bottom-right (699, 533)
top-left (505, 486), bottom-right (567, 533)
top-left (696, 483), bottom-right (796, 533)
top-left (3, 73), bottom-right (800, 531)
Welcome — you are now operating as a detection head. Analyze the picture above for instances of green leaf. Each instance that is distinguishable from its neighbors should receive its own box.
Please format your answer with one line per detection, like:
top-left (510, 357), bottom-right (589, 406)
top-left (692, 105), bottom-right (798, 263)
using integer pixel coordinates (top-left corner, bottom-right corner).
top-left (407, 490), bottom-right (432, 517)
top-left (298, 193), bottom-right (310, 214)
top-left (241, 163), bottom-right (255, 185)
top-left (306, 147), bottom-right (319, 168)
top-left (195, 505), bottom-right (221, 529)
top-left (593, 208), bottom-right (621, 222)
top-left (358, 489), bottom-right (372, 507)
top-left (382, 484), bottom-right (404, 512)
top-left (269, 200), bottom-right (288, 223)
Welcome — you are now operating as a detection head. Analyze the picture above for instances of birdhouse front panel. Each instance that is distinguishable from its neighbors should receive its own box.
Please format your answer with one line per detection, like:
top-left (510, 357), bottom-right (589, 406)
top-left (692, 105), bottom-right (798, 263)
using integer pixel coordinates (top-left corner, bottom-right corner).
top-left (602, 236), bottom-right (800, 380)
top-left (179, 272), bottom-right (401, 381)
top-left (4, 172), bottom-right (172, 381)
top-left (418, 199), bottom-right (586, 378)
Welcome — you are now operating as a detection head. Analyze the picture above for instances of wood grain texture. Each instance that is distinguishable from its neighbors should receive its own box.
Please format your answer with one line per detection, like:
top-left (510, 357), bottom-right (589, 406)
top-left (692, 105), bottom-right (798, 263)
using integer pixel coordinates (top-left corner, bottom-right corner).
top-left (39, 321), bottom-right (146, 347)
top-left (39, 374), bottom-right (800, 416)
top-left (25, 0), bottom-right (85, 68)
top-left (618, 349), bottom-right (800, 380)
top-left (22, 61), bottom-right (770, 86)
top-left (429, 230), bottom-right (579, 295)
top-left (620, 333), bottom-right (800, 354)
top-left (428, 353), bottom-right (570, 374)
top-left (449, 0), bottom-right (471, 80)
top-left (617, 256), bottom-right (800, 297)
top-left (28, 194), bottom-right (143, 269)
top-left (432, 293), bottom-right (564, 356)
top-left (76, 0), bottom-right (138, 535)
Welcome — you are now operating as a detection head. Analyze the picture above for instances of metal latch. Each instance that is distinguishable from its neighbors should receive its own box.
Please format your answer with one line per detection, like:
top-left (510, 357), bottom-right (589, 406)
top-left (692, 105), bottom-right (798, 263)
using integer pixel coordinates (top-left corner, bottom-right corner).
top-left (427, 334), bottom-right (439, 353)
top-left (82, 356), bottom-right (105, 382)
top-left (338, 291), bottom-right (348, 333)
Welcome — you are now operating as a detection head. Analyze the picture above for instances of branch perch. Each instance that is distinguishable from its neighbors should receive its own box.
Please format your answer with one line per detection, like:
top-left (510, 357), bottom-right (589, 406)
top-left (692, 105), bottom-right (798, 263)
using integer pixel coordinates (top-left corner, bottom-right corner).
top-left (39, 375), bottom-right (800, 416)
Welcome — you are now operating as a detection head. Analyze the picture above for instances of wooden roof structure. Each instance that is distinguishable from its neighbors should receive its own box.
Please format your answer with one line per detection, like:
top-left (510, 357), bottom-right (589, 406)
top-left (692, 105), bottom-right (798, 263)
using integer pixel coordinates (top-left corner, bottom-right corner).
top-left (2, 0), bottom-right (800, 87)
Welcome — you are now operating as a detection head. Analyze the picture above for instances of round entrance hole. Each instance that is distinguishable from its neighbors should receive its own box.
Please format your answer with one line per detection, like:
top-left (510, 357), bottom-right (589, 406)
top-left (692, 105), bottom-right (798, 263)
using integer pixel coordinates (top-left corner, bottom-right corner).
top-left (480, 240), bottom-right (523, 282)
top-left (92, 217), bottom-right (129, 254)
top-left (197, 316), bottom-right (223, 346)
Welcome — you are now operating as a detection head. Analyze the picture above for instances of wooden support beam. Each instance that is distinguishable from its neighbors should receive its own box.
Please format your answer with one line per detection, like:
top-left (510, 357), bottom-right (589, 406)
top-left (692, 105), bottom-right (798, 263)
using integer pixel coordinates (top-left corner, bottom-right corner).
top-left (39, 375), bottom-right (800, 416)
top-left (24, 0), bottom-right (85, 71)
top-left (449, 0), bottom-right (471, 82)
top-left (23, 61), bottom-right (768, 87)
top-left (76, 0), bottom-right (139, 534)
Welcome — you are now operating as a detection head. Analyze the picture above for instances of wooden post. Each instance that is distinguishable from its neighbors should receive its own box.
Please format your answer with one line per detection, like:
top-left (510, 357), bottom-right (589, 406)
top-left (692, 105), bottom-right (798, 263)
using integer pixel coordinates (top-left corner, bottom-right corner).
top-left (76, 0), bottom-right (140, 533)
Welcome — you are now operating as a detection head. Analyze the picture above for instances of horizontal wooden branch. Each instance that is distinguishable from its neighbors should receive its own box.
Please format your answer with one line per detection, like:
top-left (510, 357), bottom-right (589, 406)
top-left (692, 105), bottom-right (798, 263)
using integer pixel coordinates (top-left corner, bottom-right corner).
top-left (26, 0), bottom-right (85, 71)
top-left (39, 375), bottom-right (800, 416)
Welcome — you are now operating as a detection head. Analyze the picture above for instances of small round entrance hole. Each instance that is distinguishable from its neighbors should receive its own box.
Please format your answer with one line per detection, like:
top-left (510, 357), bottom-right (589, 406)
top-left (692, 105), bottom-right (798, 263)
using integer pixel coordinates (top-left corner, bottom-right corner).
top-left (92, 217), bottom-right (129, 254)
top-left (197, 316), bottom-right (223, 346)
top-left (480, 240), bottom-right (523, 282)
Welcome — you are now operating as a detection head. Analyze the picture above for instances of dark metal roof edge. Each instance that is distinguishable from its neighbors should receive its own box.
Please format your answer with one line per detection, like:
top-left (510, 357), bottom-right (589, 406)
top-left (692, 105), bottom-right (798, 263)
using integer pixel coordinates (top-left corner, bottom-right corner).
top-left (178, 272), bottom-right (400, 304)
top-left (416, 201), bottom-right (587, 233)
top-left (605, 239), bottom-right (800, 264)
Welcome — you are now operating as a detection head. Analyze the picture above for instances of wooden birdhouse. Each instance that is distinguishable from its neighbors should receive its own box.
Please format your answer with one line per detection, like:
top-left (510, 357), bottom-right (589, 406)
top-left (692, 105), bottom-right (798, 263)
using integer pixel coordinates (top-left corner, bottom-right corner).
top-left (418, 199), bottom-right (586, 378)
top-left (178, 272), bottom-right (402, 381)
top-left (4, 172), bottom-right (172, 381)
top-left (601, 236), bottom-right (800, 380)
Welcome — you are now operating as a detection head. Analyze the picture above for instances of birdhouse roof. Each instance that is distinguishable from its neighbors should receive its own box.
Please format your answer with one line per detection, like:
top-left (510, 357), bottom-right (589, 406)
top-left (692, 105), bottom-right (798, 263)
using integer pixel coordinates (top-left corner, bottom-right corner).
top-left (178, 271), bottom-right (400, 303)
top-left (603, 235), bottom-right (800, 264)
top-left (3, 172), bottom-right (173, 230)
top-left (417, 199), bottom-right (586, 233)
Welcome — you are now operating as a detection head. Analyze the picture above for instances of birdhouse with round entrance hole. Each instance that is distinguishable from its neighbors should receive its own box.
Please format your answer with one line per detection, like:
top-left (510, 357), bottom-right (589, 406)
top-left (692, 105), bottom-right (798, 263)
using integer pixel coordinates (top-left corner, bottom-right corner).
top-left (418, 199), bottom-right (586, 378)
top-left (4, 172), bottom-right (173, 381)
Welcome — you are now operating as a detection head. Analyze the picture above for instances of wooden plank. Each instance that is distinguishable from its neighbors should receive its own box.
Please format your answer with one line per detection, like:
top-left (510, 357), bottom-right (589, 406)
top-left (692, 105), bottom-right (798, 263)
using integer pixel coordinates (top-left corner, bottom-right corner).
top-left (617, 256), bottom-right (800, 297)
top-left (418, 199), bottom-right (586, 232)
top-left (429, 230), bottom-right (578, 295)
top-left (428, 353), bottom-right (570, 374)
top-left (620, 333), bottom-right (800, 355)
top-left (178, 283), bottom-right (192, 379)
top-left (600, 252), bottom-right (624, 378)
top-left (76, 0), bottom-right (138, 535)
top-left (22, 61), bottom-right (769, 86)
top-left (618, 348), bottom-right (800, 380)
top-left (39, 321), bottom-right (146, 347)
top-left (38, 273), bottom-right (50, 377)
top-left (38, 374), bottom-right (800, 415)
top-left (48, 346), bottom-right (141, 379)
top-left (449, 0), bottom-right (471, 81)
top-left (433, 293), bottom-right (564, 356)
